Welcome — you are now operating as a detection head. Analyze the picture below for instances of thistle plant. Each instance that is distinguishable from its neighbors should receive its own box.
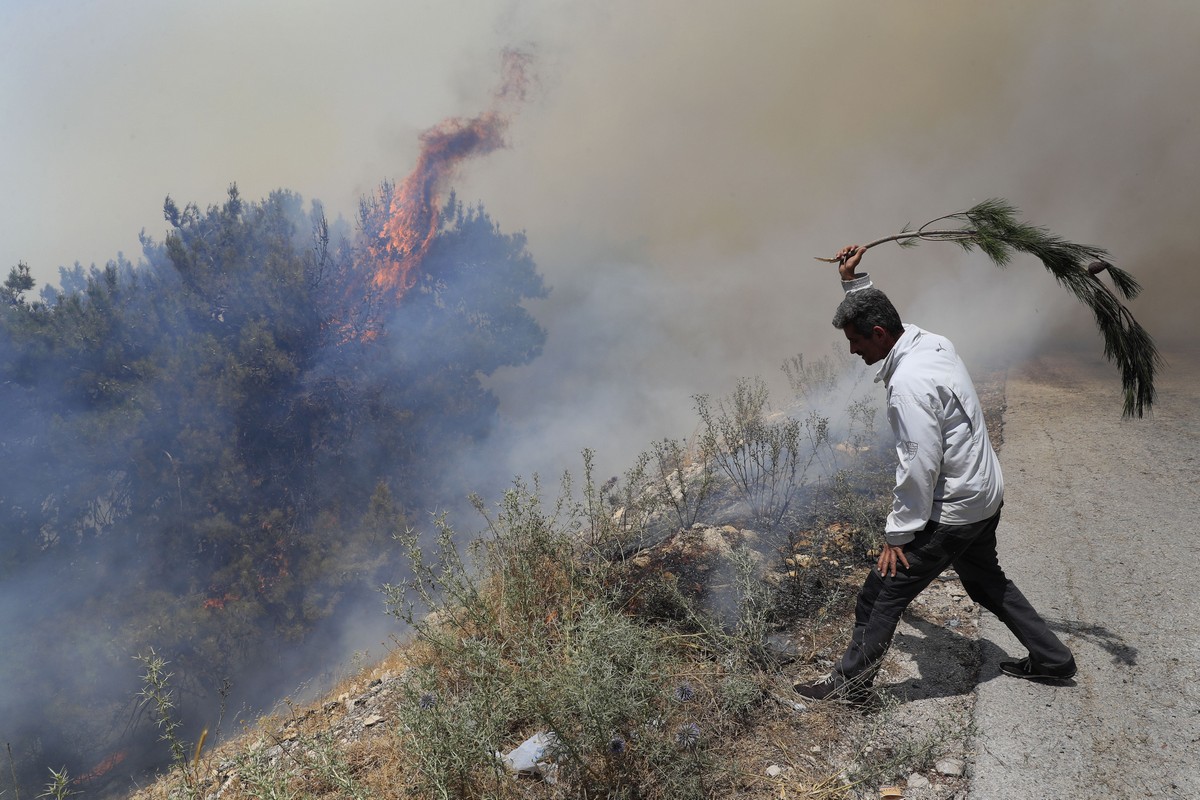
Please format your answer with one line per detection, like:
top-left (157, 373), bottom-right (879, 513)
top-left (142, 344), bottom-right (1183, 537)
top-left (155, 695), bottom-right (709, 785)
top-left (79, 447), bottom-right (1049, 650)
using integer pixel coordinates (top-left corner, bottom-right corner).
top-left (135, 651), bottom-right (187, 767)
top-left (816, 198), bottom-right (1159, 417)
top-left (36, 767), bottom-right (72, 800)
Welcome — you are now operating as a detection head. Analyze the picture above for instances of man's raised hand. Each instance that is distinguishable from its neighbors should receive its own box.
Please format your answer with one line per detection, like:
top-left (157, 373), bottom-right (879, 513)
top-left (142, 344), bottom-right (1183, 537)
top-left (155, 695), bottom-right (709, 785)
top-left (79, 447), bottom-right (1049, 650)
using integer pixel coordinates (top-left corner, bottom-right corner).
top-left (835, 245), bottom-right (866, 281)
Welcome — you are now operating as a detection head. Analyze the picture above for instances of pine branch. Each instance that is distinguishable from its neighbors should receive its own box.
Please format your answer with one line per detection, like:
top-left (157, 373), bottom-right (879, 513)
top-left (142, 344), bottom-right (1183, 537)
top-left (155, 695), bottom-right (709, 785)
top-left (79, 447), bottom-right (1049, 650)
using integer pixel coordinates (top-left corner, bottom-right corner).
top-left (816, 198), bottom-right (1160, 418)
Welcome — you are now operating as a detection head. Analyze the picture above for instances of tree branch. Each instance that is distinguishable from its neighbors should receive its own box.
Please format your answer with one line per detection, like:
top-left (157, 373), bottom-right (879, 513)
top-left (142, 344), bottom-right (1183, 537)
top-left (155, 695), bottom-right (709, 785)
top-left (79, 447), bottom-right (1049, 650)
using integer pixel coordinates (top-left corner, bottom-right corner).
top-left (813, 198), bottom-right (1160, 418)
top-left (814, 230), bottom-right (977, 262)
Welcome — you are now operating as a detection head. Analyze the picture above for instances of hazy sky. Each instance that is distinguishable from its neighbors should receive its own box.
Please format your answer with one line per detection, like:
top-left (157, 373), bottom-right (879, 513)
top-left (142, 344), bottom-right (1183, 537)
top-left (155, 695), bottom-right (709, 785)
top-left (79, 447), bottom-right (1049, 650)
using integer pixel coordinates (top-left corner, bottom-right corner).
top-left (4, 0), bottom-right (1196, 478)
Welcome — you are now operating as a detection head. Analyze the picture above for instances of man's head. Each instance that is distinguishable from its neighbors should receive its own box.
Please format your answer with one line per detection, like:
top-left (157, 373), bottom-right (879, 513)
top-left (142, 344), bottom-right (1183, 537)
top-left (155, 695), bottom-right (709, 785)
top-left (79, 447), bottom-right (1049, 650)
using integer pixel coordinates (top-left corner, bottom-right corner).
top-left (831, 288), bottom-right (904, 365)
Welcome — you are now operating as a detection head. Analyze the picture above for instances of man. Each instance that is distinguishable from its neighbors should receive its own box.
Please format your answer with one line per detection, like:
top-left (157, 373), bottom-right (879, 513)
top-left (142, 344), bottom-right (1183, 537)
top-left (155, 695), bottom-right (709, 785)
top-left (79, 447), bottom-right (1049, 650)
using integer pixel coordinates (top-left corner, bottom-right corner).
top-left (793, 244), bottom-right (1076, 704)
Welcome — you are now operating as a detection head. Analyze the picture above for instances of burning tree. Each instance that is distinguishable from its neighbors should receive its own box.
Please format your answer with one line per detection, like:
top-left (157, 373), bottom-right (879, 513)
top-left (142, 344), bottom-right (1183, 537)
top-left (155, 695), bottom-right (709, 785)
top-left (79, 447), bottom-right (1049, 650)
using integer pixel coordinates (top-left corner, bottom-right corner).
top-left (817, 199), bottom-right (1159, 417)
top-left (338, 47), bottom-right (532, 341)
top-left (0, 71), bottom-right (545, 792)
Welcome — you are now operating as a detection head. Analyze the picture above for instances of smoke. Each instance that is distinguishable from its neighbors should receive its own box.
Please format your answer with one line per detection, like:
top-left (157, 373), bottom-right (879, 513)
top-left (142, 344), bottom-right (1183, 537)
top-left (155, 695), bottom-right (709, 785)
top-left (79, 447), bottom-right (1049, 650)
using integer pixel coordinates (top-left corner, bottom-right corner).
top-left (2, 0), bottom-right (1197, 789)
top-left (6, 3), bottom-right (1195, 468)
top-left (456, 1), bottom-right (1200, 478)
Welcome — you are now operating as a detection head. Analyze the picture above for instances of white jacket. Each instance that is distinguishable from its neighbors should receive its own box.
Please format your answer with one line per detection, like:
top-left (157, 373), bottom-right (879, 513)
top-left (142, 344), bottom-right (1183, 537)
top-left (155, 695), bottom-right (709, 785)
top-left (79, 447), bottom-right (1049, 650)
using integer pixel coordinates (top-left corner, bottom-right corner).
top-left (843, 275), bottom-right (1004, 544)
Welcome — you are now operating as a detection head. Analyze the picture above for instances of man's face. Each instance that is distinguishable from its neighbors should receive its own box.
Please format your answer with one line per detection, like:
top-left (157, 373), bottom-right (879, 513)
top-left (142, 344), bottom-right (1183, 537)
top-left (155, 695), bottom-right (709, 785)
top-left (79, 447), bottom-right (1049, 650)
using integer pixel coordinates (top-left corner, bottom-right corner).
top-left (842, 324), bottom-right (893, 365)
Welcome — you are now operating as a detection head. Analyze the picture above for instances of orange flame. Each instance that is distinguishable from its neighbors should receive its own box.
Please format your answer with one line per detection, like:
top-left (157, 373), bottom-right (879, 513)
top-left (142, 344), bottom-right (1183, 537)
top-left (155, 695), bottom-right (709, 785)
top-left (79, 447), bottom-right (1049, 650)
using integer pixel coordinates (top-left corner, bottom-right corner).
top-left (203, 591), bottom-right (239, 611)
top-left (73, 750), bottom-right (128, 784)
top-left (369, 48), bottom-right (531, 303)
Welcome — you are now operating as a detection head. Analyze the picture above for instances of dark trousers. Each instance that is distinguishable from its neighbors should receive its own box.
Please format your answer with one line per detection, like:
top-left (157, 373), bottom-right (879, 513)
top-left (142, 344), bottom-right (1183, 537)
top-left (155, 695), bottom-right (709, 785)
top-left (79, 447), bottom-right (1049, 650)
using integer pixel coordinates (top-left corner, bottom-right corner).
top-left (835, 506), bottom-right (1074, 685)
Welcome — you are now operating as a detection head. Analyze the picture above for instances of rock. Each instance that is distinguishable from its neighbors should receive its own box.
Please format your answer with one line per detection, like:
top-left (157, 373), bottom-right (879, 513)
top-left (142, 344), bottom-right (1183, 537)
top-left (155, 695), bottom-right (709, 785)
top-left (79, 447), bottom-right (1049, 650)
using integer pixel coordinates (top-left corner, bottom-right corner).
top-left (907, 772), bottom-right (932, 789)
top-left (935, 757), bottom-right (965, 777)
top-left (362, 714), bottom-right (383, 727)
top-left (766, 764), bottom-right (783, 778)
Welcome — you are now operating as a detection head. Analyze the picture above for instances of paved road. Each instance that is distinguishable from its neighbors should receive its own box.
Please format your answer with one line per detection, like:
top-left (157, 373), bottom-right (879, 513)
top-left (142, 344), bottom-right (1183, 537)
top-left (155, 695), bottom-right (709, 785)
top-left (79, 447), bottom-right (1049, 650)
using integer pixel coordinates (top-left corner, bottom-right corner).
top-left (970, 347), bottom-right (1200, 798)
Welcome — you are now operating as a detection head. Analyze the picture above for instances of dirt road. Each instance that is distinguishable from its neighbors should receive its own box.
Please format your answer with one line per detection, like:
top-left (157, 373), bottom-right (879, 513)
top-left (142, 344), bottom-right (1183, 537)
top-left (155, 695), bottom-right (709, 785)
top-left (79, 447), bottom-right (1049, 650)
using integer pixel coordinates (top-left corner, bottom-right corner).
top-left (969, 348), bottom-right (1200, 798)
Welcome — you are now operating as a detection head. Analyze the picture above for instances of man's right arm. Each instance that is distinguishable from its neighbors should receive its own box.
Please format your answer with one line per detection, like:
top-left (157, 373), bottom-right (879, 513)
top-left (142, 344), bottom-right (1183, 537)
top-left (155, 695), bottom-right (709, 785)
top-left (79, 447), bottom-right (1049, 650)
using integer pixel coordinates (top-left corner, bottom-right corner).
top-left (834, 244), bottom-right (874, 294)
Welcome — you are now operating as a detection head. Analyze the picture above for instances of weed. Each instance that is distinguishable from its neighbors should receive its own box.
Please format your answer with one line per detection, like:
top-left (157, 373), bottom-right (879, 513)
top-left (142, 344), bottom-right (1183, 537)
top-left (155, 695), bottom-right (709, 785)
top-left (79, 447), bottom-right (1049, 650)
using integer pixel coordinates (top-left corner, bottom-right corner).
top-left (383, 477), bottom-right (748, 799)
top-left (134, 650), bottom-right (199, 794)
top-left (35, 768), bottom-right (71, 800)
top-left (645, 434), bottom-right (717, 530)
top-left (582, 448), bottom-right (662, 557)
top-left (782, 351), bottom-right (846, 406)
top-left (229, 744), bottom-right (299, 800)
top-left (695, 377), bottom-right (831, 530)
top-left (728, 546), bottom-right (773, 668)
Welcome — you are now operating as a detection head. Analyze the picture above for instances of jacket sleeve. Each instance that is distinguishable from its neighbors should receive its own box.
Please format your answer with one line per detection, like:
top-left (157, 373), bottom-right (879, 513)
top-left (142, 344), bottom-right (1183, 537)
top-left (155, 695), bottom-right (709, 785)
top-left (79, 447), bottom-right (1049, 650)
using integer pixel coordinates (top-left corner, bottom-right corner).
top-left (884, 390), bottom-right (944, 545)
top-left (841, 273), bottom-right (874, 294)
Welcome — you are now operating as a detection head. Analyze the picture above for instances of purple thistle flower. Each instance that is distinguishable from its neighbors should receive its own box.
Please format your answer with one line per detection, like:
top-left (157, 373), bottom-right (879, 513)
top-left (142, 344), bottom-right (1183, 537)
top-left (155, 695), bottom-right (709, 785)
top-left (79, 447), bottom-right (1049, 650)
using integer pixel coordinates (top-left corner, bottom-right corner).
top-left (418, 692), bottom-right (437, 710)
top-left (675, 722), bottom-right (701, 750)
top-left (673, 682), bottom-right (696, 702)
top-left (608, 736), bottom-right (627, 755)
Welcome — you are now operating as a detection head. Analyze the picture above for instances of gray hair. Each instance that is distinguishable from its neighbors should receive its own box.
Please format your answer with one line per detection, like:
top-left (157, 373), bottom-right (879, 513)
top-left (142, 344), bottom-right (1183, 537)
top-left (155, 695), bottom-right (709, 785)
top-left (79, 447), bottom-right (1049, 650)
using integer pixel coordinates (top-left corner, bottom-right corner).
top-left (831, 288), bottom-right (903, 337)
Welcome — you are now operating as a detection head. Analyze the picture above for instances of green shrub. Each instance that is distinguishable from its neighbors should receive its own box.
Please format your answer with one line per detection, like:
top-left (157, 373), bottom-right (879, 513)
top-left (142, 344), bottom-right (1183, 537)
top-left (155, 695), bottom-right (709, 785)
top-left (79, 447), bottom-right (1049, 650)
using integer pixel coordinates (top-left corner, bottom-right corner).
top-left (695, 377), bottom-right (831, 530)
top-left (383, 477), bottom-right (746, 798)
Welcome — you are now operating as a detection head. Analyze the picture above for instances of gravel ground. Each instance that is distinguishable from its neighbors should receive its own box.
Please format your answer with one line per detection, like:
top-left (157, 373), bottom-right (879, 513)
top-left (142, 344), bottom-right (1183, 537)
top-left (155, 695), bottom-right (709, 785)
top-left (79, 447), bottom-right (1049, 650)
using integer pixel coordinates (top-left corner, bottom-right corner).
top-left (968, 347), bottom-right (1200, 798)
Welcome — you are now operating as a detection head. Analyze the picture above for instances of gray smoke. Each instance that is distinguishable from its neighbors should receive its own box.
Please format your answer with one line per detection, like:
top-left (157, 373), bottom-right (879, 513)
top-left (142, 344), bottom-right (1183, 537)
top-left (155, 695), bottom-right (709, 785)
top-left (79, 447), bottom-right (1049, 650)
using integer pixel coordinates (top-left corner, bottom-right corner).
top-left (464, 1), bottom-right (1199, 477)
top-left (6, 2), bottom-right (1194, 482)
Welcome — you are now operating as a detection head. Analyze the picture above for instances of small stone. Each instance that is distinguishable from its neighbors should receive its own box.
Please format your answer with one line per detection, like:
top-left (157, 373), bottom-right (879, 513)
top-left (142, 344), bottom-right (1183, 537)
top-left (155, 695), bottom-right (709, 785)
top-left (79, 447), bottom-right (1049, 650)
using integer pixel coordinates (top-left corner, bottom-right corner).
top-left (766, 765), bottom-right (783, 778)
top-left (907, 772), bottom-right (931, 789)
top-left (362, 714), bottom-right (383, 727)
top-left (935, 758), bottom-right (965, 777)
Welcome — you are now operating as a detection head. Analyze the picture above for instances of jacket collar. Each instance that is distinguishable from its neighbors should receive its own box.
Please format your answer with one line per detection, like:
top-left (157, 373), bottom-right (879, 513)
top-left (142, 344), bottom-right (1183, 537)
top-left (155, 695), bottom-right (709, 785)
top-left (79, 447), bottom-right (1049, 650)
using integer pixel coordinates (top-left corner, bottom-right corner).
top-left (874, 323), bottom-right (922, 385)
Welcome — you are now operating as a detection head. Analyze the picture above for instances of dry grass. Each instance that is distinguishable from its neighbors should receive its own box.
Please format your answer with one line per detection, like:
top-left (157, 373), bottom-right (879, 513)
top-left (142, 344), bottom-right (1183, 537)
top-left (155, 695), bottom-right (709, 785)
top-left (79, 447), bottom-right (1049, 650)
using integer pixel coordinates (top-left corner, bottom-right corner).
top-left (126, 361), bottom-right (996, 800)
top-left (129, 568), bottom-right (900, 800)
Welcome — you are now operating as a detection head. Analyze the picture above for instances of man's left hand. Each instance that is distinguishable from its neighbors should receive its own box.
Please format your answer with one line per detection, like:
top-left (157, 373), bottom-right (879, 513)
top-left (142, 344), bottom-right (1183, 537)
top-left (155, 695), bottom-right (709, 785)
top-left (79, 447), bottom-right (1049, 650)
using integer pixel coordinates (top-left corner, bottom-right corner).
top-left (877, 543), bottom-right (910, 577)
